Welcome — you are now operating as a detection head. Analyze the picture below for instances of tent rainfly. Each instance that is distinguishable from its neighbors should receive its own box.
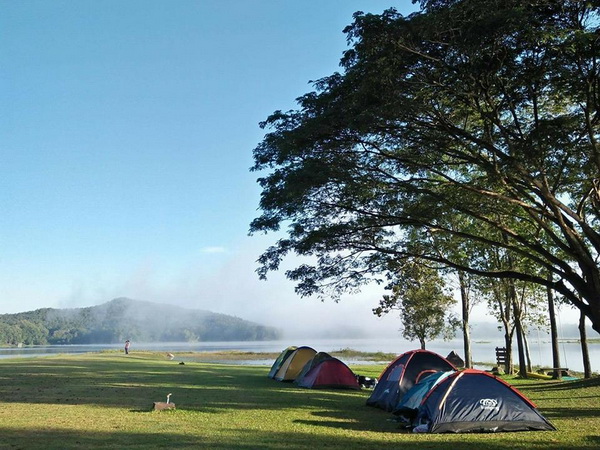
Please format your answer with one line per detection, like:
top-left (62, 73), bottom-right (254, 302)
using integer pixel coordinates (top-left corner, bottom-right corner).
top-left (412, 369), bottom-right (556, 433)
top-left (294, 352), bottom-right (332, 382)
top-left (268, 346), bottom-right (297, 379)
top-left (367, 349), bottom-right (456, 411)
top-left (273, 346), bottom-right (317, 381)
top-left (393, 370), bottom-right (455, 420)
top-left (295, 356), bottom-right (360, 390)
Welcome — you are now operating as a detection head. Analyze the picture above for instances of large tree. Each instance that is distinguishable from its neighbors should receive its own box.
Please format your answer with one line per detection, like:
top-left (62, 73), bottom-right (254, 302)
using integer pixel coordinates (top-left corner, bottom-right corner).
top-left (251, 1), bottom-right (600, 333)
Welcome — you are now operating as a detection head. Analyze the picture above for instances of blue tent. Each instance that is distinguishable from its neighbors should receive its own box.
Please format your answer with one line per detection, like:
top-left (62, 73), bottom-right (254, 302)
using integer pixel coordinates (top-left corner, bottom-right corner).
top-left (366, 349), bottom-right (456, 411)
top-left (413, 369), bottom-right (556, 433)
top-left (393, 370), bottom-right (454, 419)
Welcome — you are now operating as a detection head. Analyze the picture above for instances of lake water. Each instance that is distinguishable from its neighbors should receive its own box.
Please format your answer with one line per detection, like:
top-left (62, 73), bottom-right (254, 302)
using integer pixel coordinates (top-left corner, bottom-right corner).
top-left (0, 338), bottom-right (597, 373)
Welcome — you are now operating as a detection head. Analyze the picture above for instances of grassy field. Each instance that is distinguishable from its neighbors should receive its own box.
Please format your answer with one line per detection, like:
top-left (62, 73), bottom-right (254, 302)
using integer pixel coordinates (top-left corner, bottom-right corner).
top-left (0, 351), bottom-right (598, 449)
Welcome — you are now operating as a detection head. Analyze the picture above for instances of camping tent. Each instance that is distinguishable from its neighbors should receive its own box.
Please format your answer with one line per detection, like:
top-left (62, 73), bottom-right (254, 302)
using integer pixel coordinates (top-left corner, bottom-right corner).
top-left (295, 356), bottom-right (360, 390)
top-left (366, 349), bottom-right (456, 411)
top-left (393, 370), bottom-right (455, 420)
top-left (274, 346), bottom-right (317, 381)
top-left (268, 346), bottom-right (297, 379)
top-left (295, 351), bottom-right (332, 382)
top-left (413, 369), bottom-right (556, 433)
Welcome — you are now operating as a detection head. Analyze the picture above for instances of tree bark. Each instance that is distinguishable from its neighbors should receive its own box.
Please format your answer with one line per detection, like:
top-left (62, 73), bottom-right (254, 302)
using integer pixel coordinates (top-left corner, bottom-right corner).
top-left (514, 313), bottom-right (527, 378)
top-left (523, 329), bottom-right (532, 373)
top-left (498, 288), bottom-right (514, 374)
top-left (458, 271), bottom-right (473, 368)
top-left (547, 273), bottom-right (562, 379)
top-left (579, 309), bottom-right (592, 379)
top-left (510, 280), bottom-right (528, 378)
top-left (503, 331), bottom-right (514, 374)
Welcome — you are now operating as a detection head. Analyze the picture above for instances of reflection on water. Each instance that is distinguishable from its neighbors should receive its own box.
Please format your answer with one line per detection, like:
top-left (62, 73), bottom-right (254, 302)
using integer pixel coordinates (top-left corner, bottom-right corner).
top-left (0, 338), bottom-right (596, 372)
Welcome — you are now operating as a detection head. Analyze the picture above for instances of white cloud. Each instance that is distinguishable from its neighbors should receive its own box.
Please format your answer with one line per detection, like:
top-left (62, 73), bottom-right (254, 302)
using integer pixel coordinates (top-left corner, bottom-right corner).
top-left (200, 246), bottom-right (227, 254)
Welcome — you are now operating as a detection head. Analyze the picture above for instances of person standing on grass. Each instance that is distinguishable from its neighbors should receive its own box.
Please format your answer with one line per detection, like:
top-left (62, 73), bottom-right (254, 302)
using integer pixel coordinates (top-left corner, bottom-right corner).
top-left (124, 339), bottom-right (130, 355)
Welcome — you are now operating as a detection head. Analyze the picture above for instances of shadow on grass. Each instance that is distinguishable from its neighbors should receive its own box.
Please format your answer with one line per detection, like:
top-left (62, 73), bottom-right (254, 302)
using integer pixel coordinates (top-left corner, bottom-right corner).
top-left (517, 377), bottom-right (600, 392)
top-left (2, 355), bottom-right (599, 448)
top-left (540, 407), bottom-right (600, 420)
top-left (516, 377), bottom-right (600, 420)
top-left (0, 356), bottom-right (367, 413)
top-left (1, 426), bottom-right (595, 450)
top-left (293, 407), bottom-right (400, 433)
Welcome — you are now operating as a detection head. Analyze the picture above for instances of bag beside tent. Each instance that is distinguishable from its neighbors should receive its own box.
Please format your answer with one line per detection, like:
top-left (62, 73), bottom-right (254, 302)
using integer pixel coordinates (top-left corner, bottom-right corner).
top-left (295, 357), bottom-right (360, 390)
top-left (367, 349), bottom-right (456, 411)
top-left (274, 346), bottom-right (317, 381)
top-left (268, 346), bottom-right (297, 379)
top-left (414, 369), bottom-right (556, 433)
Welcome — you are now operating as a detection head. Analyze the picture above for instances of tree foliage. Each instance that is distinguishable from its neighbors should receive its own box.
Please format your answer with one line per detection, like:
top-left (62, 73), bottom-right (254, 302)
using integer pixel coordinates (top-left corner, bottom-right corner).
top-left (374, 260), bottom-right (457, 349)
top-left (251, 0), bottom-right (600, 333)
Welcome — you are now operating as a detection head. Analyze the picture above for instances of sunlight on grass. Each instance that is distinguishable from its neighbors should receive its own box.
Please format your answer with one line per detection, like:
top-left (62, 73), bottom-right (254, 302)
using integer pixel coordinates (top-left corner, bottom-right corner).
top-left (0, 353), bottom-right (598, 449)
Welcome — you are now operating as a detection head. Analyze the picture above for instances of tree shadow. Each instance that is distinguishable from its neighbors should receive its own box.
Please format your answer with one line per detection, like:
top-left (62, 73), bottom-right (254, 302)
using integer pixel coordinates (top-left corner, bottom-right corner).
top-left (1, 355), bottom-right (599, 449)
top-left (0, 356), bottom-right (366, 413)
top-left (2, 425), bottom-right (592, 450)
top-left (518, 377), bottom-right (600, 393)
top-left (541, 407), bottom-right (600, 420)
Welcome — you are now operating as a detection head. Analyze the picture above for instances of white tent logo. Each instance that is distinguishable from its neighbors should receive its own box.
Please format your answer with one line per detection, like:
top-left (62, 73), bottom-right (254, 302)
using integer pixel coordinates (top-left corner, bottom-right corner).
top-left (479, 398), bottom-right (499, 410)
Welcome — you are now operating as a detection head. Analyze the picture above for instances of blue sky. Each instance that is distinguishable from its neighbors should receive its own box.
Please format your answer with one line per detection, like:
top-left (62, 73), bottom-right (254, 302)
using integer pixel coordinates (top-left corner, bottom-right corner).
top-left (2, 1), bottom-right (578, 338)
top-left (1, 0), bottom-right (422, 337)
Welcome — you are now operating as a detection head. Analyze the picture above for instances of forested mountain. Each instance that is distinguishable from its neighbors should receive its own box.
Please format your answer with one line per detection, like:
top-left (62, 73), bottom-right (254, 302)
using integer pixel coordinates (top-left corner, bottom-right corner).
top-left (0, 298), bottom-right (281, 345)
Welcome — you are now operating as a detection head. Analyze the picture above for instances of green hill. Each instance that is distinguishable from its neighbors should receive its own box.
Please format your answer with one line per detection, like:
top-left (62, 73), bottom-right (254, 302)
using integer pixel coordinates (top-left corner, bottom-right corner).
top-left (0, 298), bottom-right (281, 345)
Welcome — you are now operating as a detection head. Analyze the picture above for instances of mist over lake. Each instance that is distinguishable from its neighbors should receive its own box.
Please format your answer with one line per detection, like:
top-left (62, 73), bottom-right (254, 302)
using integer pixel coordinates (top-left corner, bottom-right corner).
top-left (1, 338), bottom-right (596, 374)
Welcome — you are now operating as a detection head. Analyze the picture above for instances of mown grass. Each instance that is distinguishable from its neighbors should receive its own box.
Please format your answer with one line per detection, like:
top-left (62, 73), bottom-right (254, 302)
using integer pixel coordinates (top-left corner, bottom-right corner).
top-left (0, 352), bottom-right (598, 449)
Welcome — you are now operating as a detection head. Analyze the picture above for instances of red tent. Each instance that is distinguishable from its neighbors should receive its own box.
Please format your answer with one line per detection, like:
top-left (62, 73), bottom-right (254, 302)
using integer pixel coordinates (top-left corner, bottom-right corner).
top-left (295, 357), bottom-right (360, 390)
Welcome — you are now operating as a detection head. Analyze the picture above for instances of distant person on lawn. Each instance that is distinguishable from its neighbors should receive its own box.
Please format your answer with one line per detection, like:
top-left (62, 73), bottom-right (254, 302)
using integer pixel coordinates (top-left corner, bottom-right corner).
top-left (124, 340), bottom-right (130, 355)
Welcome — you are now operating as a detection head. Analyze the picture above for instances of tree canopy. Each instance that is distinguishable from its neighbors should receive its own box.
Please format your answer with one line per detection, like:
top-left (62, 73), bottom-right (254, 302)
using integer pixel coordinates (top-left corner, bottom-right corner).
top-left (251, 1), bottom-right (600, 333)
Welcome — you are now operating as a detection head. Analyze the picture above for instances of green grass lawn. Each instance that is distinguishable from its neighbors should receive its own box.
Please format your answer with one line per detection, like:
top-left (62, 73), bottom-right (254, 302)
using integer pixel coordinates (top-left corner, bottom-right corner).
top-left (0, 352), bottom-right (598, 449)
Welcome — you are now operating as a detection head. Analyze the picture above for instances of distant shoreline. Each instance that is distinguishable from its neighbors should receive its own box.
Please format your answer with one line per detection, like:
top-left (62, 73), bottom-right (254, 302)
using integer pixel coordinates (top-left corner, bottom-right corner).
top-left (1, 339), bottom-right (597, 373)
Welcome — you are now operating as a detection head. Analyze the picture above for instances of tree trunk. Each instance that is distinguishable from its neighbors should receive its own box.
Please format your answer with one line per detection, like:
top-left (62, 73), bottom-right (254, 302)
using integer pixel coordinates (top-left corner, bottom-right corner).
top-left (579, 309), bottom-right (592, 379)
top-left (498, 236), bottom-right (522, 375)
top-left (547, 274), bottom-right (562, 379)
top-left (523, 328), bottom-right (532, 373)
top-left (514, 314), bottom-right (527, 378)
top-left (496, 281), bottom-right (514, 374)
top-left (503, 330), bottom-right (514, 374)
top-left (510, 281), bottom-right (527, 378)
top-left (499, 309), bottom-right (514, 374)
top-left (419, 337), bottom-right (426, 350)
top-left (458, 271), bottom-right (473, 368)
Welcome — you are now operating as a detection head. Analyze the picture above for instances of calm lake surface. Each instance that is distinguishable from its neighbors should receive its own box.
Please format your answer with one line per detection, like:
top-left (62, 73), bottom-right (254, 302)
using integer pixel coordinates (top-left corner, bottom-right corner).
top-left (1, 338), bottom-right (597, 373)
